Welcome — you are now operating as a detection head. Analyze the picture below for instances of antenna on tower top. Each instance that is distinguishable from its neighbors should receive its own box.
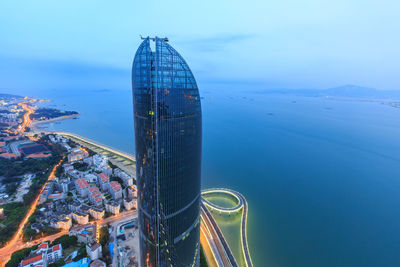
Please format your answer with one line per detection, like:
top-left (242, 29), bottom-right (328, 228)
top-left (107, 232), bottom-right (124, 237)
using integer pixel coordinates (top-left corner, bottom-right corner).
top-left (139, 35), bottom-right (169, 42)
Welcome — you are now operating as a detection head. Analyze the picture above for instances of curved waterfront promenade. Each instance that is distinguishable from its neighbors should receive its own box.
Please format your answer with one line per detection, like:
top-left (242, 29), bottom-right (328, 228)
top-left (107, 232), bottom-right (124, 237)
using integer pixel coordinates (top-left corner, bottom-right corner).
top-left (201, 188), bottom-right (253, 267)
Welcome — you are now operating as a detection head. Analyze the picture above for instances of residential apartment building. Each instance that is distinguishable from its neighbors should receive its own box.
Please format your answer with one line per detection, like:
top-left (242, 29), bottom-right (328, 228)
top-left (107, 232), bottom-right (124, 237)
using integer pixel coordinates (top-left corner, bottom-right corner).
top-left (108, 181), bottom-right (122, 200)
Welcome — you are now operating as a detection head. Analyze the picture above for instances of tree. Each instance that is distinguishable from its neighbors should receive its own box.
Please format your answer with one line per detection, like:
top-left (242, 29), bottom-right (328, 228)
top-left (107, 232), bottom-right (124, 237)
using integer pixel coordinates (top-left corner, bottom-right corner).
top-left (99, 226), bottom-right (110, 246)
top-left (74, 245), bottom-right (87, 261)
top-left (52, 235), bottom-right (77, 249)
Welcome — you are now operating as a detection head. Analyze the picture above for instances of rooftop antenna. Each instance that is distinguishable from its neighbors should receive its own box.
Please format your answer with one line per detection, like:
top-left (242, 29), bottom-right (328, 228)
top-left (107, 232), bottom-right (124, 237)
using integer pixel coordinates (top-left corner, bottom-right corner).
top-left (139, 35), bottom-right (169, 42)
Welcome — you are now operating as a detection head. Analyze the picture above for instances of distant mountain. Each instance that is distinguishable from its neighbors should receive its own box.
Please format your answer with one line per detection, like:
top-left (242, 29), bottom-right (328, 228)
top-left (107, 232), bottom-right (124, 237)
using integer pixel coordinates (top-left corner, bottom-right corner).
top-left (256, 85), bottom-right (400, 100)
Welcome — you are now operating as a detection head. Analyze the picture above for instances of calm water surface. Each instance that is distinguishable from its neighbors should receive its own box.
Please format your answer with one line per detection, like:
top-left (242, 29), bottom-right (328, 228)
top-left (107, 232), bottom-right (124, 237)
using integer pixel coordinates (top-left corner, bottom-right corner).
top-left (28, 88), bottom-right (400, 266)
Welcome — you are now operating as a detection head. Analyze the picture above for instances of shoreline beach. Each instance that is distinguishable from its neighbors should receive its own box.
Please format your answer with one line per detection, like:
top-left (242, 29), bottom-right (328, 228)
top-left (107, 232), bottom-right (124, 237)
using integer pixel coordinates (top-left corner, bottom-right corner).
top-left (30, 114), bottom-right (79, 132)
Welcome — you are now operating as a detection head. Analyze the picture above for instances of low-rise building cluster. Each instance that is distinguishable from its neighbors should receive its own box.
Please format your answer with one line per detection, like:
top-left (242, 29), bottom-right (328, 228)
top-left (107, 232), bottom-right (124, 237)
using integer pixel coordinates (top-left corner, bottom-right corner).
top-left (19, 223), bottom-right (107, 266)
top-left (29, 139), bottom-right (137, 239)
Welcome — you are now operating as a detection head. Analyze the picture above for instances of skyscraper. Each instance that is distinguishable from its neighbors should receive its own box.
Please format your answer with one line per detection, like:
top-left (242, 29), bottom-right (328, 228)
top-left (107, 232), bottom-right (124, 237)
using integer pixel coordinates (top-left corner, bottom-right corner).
top-left (132, 37), bottom-right (202, 266)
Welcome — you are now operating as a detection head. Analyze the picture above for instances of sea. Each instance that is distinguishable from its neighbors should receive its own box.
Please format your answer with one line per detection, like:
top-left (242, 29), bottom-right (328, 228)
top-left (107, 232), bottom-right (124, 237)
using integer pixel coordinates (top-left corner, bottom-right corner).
top-left (21, 87), bottom-right (400, 266)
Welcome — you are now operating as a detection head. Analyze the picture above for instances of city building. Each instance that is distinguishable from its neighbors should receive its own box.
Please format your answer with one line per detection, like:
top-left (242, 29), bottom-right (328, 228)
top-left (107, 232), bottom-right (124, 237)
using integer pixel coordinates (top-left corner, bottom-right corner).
top-left (62, 143), bottom-right (71, 152)
top-left (127, 185), bottom-right (137, 199)
top-left (68, 200), bottom-right (81, 212)
top-left (108, 181), bottom-right (122, 200)
top-left (75, 178), bottom-right (90, 197)
top-left (132, 37), bottom-right (202, 266)
top-left (21, 253), bottom-right (47, 267)
top-left (90, 259), bottom-right (106, 267)
top-left (69, 224), bottom-right (97, 244)
top-left (48, 192), bottom-right (64, 201)
top-left (79, 204), bottom-right (91, 215)
top-left (68, 147), bottom-right (89, 163)
top-left (83, 156), bottom-right (93, 165)
top-left (72, 211), bottom-right (89, 225)
top-left (40, 182), bottom-right (54, 203)
top-left (97, 173), bottom-right (109, 191)
top-left (105, 201), bottom-right (120, 215)
top-left (85, 173), bottom-right (98, 183)
top-left (63, 163), bottom-right (73, 172)
top-left (123, 197), bottom-right (137, 211)
top-left (92, 154), bottom-right (108, 169)
top-left (45, 244), bottom-right (63, 263)
top-left (61, 182), bottom-right (70, 193)
top-left (0, 152), bottom-right (19, 159)
top-left (89, 207), bottom-right (104, 220)
top-left (114, 168), bottom-right (133, 186)
top-left (103, 166), bottom-right (113, 176)
top-left (50, 217), bottom-right (72, 230)
top-left (62, 257), bottom-right (91, 267)
top-left (86, 242), bottom-right (102, 260)
top-left (88, 186), bottom-right (103, 206)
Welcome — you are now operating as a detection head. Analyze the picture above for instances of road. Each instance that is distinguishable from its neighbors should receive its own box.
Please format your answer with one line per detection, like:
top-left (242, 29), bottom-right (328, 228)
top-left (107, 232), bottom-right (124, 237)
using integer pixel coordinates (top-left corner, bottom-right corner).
top-left (18, 102), bottom-right (35, 133)
top-left (200, 222), bottom-right (219, 267)
top-left (201, 204), bottom-right (238, 267)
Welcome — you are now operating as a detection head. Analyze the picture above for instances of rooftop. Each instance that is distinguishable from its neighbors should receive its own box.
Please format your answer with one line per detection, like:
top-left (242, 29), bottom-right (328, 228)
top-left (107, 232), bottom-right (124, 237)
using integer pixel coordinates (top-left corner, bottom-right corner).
top-left (107, 200), bottom-right (120, 207)
top-left (88, 186), bottom-right (100, 193)
top-left (76, 178), bottom-right (89, 189)
top-left (21, 254), bottom-right (43, 266)
top-left (38, 242), bottom-right (49, 250)
top-left (90, 259), bottom-right (106, 267)
top-left (98, 173), bottom-right (109, 182)
top-left (52, 244), bottom-right (61, 252)
top-left (87, 242), bottom-right (101, 252)
top-left (109, 181), bottom-right (122, 191)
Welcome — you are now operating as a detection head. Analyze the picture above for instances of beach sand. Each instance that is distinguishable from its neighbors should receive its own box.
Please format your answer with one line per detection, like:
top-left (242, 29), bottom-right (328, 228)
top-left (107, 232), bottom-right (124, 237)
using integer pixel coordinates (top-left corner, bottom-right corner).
top-left (30, 114), bottom-right (79, 132)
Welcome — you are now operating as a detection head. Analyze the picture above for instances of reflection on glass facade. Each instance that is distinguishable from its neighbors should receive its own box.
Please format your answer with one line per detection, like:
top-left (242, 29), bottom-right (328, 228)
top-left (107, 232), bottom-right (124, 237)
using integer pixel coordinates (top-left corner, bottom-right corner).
top-left (132, 37), bottom-right (202, 267)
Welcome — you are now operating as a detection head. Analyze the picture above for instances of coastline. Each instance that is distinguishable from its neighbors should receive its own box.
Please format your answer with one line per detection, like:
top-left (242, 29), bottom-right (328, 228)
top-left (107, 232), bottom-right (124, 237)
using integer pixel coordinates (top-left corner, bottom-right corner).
top-left (30, 114), bottom-right (79, 132)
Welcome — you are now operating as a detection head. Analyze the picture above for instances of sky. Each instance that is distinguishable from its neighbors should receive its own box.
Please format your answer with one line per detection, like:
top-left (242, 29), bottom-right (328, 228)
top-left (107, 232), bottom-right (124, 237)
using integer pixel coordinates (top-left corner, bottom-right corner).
top-left (0, 0), bottom-right (399, 95)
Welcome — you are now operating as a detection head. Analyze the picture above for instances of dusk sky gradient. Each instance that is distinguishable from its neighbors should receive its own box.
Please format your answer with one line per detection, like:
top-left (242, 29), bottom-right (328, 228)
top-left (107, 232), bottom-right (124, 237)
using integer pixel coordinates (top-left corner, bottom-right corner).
top-left (0, 0), bottom-right (399, 94)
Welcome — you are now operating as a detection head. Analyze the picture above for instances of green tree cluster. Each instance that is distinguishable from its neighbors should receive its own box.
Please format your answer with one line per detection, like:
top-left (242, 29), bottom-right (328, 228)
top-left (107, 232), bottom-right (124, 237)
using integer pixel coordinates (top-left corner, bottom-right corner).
top-left (51, 235), bottom-right (78, 249)
top-left (99, 226), bottom-right (111, 264)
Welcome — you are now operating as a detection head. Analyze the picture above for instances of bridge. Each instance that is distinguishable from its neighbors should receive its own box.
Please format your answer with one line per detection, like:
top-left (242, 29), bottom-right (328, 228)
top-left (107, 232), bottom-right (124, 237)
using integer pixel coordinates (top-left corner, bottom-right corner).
top-left (201, 188), bottom-right (253, 267)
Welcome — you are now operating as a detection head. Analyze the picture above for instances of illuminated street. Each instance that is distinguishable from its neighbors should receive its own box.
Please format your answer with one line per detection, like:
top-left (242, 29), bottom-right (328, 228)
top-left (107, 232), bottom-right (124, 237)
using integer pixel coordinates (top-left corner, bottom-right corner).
top-left (18, 103), bottom-right (35, 132)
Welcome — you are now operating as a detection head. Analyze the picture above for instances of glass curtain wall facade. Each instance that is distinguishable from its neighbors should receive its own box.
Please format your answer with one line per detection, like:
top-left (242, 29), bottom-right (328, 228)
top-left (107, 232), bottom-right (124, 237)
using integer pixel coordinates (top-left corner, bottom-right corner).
top-left (132, 37), bottom-right (202, 267)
